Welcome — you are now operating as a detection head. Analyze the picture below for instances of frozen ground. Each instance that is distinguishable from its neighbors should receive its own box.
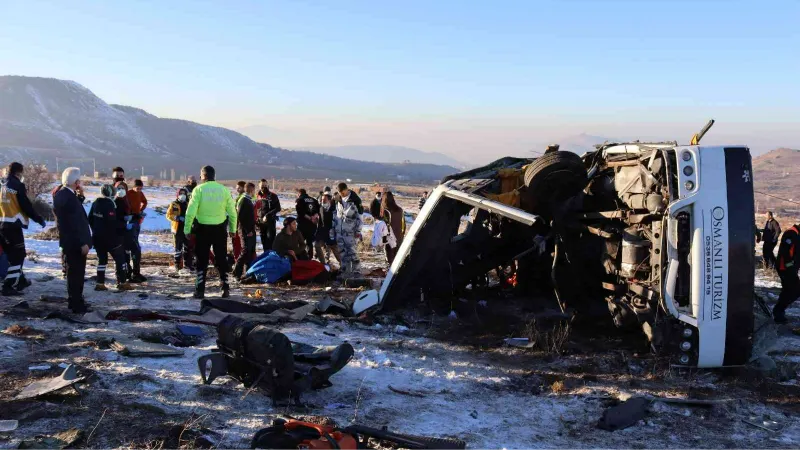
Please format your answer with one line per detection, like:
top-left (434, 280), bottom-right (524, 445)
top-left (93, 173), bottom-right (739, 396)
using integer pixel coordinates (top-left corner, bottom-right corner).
top-left (1, 209), bottom-right (799, 448)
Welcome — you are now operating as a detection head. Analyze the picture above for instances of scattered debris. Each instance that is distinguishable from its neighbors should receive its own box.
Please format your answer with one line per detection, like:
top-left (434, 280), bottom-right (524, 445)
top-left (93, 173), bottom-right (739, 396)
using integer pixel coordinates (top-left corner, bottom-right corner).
top-left (597, 397), bottom-right (650, 431)
top-left (18, 428), bottom-right (83, 449)
top-left (252, 418), bottom-right (466, 450)
top-left (742, 417), bottom-right (785, 433)
top-left (504, 337), bottom-right (535, 348)
top-left (3, 324), bottom-right (33, 336)
top-left (198, 316), bottom-right (353, 404)
top-left (644, 395), bottom-right (735, 406)
top-left (177, 324), bottom-right (204, 337)
top-left (316, 296), bottom-right (348, 314)
top-left (0, 419), bottom-right (18, 432)
top-left (35, 274), bottom-right (55, 282)
top-left (15, 364), bottom-right (85, 400)
top-left (470, 410), bottom-right (478, 419)
top-left (110, 338), bottom-right (185, 357)
top-left (342, 278), bottom-right (372, 288)
top-left (389, 385), bottom-right (428, 398)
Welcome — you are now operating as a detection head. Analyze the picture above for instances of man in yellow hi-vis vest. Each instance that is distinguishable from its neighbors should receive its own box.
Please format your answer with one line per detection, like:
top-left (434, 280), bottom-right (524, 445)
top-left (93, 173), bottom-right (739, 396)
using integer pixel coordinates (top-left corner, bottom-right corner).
top-left (184, 165), bottom-right (237, 299)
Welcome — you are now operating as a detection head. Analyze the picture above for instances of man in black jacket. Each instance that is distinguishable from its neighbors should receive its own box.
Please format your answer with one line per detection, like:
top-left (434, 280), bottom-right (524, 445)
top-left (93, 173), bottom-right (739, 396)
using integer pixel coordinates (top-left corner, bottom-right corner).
top-left (369, 191), bottom-right (383, 219)
top-left (89, 184), bottom-right (132, 292)
top-left (315, 193), bottom-right (341, 265)
top-left (762, 211), bottom-right (781, 269)
top-left (256, 179), bottom-right (281, 253)
top-left (233, 183), bottom-right (257, 279)
top-left (0, 162), bottom-right (46, 296)
top-left (54, 168), bottom-right (92, 313)
top-left (295, 188), bottom-right (320, 260)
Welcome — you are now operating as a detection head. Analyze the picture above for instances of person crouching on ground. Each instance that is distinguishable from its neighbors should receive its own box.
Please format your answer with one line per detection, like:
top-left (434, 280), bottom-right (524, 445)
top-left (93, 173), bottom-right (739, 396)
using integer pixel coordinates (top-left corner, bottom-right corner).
top-left (315, 193), bottom-right (341, 266)
top-left (54, 168), bottom-right (92, 313)
top-left (89, 184), bottom-right (133, 292)
top-left (167, 188), bottom-right (194, 272)
top-left (183, 165), bottom-right (237, 299)
top-left (126, 179), bottom-right (148, 282)
top-left (233, 182), bottom-right (258, 279)
top-left (273, 217), bottom-right (309, 261)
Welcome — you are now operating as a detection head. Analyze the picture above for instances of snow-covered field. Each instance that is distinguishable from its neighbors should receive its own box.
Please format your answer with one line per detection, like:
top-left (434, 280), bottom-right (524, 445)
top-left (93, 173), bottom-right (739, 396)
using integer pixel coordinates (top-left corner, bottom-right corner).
top-left (2, 190), bottom-right (799, 448)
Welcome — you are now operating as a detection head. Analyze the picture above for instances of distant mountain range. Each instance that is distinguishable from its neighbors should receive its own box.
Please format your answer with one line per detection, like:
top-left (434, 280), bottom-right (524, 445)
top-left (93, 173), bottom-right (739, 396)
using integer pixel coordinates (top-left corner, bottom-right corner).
top-left (0, 76), bottom-right (457, 182)
top-left (294, 145), bottom-right (468, 168)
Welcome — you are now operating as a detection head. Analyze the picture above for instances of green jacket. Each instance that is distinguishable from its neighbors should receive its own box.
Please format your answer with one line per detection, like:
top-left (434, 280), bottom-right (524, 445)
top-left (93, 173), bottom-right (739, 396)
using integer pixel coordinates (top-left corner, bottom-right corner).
top-left (184, 181), bottom-right (238, 234)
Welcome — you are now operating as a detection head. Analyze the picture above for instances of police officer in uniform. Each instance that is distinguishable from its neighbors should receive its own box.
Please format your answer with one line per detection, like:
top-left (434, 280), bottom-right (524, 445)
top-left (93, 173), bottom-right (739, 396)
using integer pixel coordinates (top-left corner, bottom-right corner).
top-left (184, 166), bottom-right (237, 299)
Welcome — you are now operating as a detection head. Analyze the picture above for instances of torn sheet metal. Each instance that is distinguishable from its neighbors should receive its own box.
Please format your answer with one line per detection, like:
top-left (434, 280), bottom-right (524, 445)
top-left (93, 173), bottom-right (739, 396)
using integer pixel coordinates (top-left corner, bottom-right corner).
top-left (15, 365), bottom-right (85, 400)
top-left (110, 338), bottom-right (185, 357)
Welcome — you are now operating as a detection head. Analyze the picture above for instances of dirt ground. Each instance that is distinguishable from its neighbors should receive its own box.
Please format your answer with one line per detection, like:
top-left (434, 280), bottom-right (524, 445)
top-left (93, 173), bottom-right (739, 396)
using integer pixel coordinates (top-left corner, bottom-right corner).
top-left (0, 237), bottom-right (799, 448)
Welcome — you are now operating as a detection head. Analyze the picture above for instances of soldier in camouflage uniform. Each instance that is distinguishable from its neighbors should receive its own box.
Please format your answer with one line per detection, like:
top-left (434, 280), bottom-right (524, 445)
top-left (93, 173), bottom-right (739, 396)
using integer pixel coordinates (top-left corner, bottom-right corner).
top-left (334, 183), bottom-right (363, 276)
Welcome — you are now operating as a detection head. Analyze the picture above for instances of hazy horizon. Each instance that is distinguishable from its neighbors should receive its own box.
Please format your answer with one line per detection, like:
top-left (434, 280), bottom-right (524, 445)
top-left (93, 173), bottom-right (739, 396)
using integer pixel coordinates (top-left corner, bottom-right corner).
top-left (3, 0), bottom-right (800, 164)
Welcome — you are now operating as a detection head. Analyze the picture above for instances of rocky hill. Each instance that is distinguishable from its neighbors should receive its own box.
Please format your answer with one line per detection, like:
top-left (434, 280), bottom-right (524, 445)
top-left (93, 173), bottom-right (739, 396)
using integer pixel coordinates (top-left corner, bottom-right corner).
top-left (0, 76), bottom-right (457, 182)
top-left (752, 147), bottom-right (800, 215)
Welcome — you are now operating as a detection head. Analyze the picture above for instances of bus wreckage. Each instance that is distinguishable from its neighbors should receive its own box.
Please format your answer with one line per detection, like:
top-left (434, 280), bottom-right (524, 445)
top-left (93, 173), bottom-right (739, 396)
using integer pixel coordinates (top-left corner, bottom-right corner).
top-left (354, 122), bottom-right (756, 368)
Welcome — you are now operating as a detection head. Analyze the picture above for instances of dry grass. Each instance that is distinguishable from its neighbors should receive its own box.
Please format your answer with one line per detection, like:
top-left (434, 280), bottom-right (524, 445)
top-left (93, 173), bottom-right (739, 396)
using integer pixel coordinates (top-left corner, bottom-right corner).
top-left (3, 324), bottom-right (33, 336)
top-left (524, 317), bottom-right (573, 355)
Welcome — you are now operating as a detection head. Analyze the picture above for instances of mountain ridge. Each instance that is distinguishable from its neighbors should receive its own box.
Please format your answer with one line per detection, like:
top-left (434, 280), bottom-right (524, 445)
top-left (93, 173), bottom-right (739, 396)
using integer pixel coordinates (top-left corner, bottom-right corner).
top-left (0, 76), bottom-right (457, 182)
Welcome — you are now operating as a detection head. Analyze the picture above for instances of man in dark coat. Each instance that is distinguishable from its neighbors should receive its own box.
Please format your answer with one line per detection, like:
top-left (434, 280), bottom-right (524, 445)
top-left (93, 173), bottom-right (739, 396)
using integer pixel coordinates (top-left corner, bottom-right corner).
top-left (295, 188), bottom-right (320, 259)
top-left (762, 211), bottom-right (781, 269)
top-left (53, 168), bottom-right (92, 313)
top-left (315, 193), bottom-right (341, 265)
top-left (88, 184), bottom-right (132, 292)
top-left (233, 183), bottom-right (258, 279)
top-left (255, 179), bottom-right (281, 253)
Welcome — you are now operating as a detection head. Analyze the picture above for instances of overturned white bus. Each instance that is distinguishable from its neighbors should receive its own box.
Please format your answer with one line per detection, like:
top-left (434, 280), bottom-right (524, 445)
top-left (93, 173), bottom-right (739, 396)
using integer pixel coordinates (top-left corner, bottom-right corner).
top-left (354, 131), bottom-right (756, 368)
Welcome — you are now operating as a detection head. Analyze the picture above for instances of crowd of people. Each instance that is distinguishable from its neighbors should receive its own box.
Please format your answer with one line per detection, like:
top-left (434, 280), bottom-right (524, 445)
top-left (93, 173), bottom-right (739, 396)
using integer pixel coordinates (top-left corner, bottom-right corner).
top-left (0, 162), bottom-right (421, 314)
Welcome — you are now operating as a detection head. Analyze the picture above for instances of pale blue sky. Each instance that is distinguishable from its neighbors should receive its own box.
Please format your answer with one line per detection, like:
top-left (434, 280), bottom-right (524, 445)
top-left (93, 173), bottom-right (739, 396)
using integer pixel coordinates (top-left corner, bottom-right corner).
top-left (2, 0), bottom-right (799, 162)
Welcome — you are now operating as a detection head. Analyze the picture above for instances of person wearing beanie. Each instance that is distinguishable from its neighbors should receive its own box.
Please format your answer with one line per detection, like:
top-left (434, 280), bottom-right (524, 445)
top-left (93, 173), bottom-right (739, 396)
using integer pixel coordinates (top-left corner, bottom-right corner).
top-left (183, 165), bottom-right (237, 299)
top-left (0, 162), bottom-right (46, 296)
top-left (53, 168), bottom-right (92, 313)
top-left (88, 184), bottom-right (132, 292)
top-left (272, 217), bottom-right (309, 261)
top-left (167, 188), bottom-right (194, 272)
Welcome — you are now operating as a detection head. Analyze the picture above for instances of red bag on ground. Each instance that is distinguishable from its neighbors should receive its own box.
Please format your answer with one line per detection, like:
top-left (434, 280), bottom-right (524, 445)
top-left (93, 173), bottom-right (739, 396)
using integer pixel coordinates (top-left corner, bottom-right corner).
top-left (291, 260), bottom-right (329, 284)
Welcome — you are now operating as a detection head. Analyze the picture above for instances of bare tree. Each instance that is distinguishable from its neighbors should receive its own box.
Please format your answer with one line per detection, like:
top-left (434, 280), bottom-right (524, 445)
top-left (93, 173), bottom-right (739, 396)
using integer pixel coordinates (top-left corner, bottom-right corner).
top-left (21, 163), bottom-right (56, 200)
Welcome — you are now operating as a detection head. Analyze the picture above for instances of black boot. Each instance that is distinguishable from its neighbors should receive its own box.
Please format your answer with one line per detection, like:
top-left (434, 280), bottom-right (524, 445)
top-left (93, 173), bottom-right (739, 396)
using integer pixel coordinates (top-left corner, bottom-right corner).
top-left (1, 285), bottom-right (23, 297)
top-left (16, 273), bottom-right (32, 291)
top-left (194, 270), bottom-right (206, 299)
top-left (221, 283), bottom-right (230, 298)
top-left (68, 298), bottom-right (89, 314)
